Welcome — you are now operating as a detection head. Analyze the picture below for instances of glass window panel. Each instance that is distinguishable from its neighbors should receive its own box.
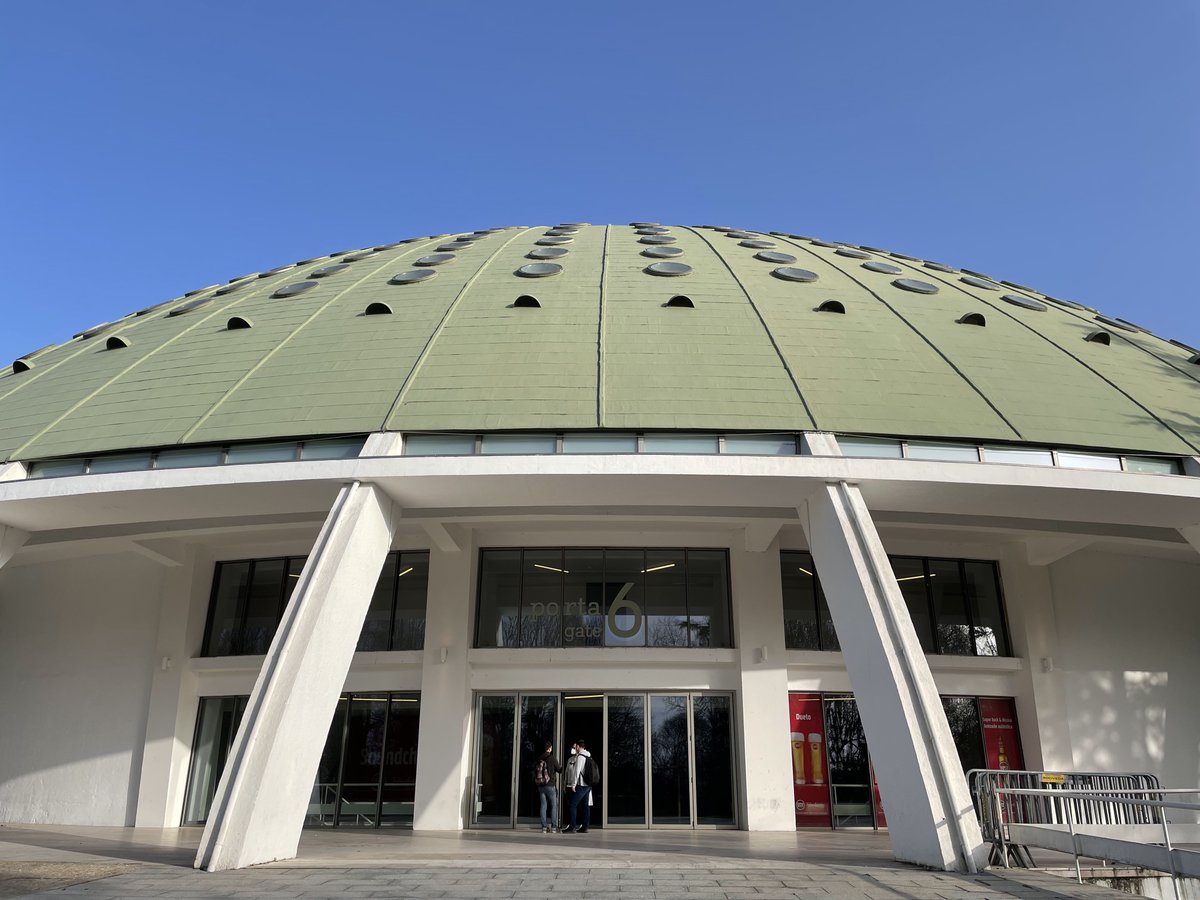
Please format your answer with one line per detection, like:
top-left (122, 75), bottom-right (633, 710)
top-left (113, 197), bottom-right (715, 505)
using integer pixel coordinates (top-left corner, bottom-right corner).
top-left (928, 559), bottom-right (972, 655)
top-left (283, 557), bottom-right (306, 603)
top-left (28, 458), bottom-right (86, 478)
top-left (156, 446), bottom-right (223, 469)
top-left (644, 550), bottom-right (688, 647)
top-left (379, 694), bottom-right (420, 825)
top-left (225, 442), bottom-right (298, 464)
top-left (606, 695), bottom-right (646, 825)
top-left (338, 696), bottom-right (387, 825)
top-left (650, 695), bottom-right (691, 825)
top-left (686, 550), bottom-right (731, 648)
top-left (781, 551), bottom-right (820, 650)
top-left (722, 433), bottom-right (797, 455)
top-left (204, 561), bottom-right (251, 656)
top-left (889, 557), bottom-right (936, 653)
top-left (301, 437), bottom-right (364, 460)
top-left (1056, 451), bottom-right (1122, 471)
top-left (242, 559), bottom-right (286, 655)
top-left (642, 433), bottom-right (720, 454)
top-left (358, 552), bottom-right (397, 652)
top-left (941, 696), bottom-right (985, 773)
top-left (392, 552), bottom-right (428, 651)
top-left (308, 697), bottom-right (347, 826)
top-left (477, 550), bottom-right (521, 648)
top-left (693, 695), bottom-right (736, 825)
top-left (476, 695), bottom-right (516, 824)
top-left (183, 696), bottom-right (246, 824)
top-left (816, 582), bottom-right (840, 651)
top-left (480, 433), bottom-right (557, 455)
top-left (88, 453), bottom-right (153, 473)
top-left (561, 432), bottom-right (638, 454)
top-left (1124, 456), bottom-right (1180, 475)
top-left (404, 433), bottom-right (476, 456)
top-left (823, 694), bottom-right (873, 828)
top-left (516, 695), bottom-right (559, 824)
top-left (520, 550), bottom-right (564, 648)
top-left (982, 446), bottom-right (1054, 466)
top-left (906, 441), bottom-right (980, 462)
top-left (837, 436), bottom-right (902, 458)
top-left (603, 549), bottom-right (646, 647)
top-left (964, 561), bottom-right (1008, 657)
top-left (562, 549), bottom-right (605, 647)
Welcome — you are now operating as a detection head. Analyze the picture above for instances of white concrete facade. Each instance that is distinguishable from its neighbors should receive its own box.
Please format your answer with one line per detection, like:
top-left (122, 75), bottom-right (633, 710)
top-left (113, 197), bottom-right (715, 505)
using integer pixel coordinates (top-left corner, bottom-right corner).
top-left (0, 446), bottom-right (1197, 870)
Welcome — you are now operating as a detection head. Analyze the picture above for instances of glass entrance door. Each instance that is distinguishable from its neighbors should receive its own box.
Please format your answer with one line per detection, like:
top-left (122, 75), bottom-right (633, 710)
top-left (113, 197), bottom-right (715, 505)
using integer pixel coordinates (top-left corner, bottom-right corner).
top-left (472, 693), bottom-right (561, 827)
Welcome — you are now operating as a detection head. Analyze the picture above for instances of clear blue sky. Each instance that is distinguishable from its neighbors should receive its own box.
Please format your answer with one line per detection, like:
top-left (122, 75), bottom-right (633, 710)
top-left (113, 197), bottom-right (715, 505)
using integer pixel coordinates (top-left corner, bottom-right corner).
top-left (3, 2), bottom-right (1198, 364)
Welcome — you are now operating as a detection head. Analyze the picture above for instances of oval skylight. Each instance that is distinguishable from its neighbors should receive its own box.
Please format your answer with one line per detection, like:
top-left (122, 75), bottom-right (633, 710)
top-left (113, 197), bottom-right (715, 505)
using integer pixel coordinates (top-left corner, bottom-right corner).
top-left (639, 235), bottom-right (677, 244)
top-left (771, 267), bottom-right (819, 283)
top-left (645, 262), bottom-right (692, 277)
top-left (527, 247), bottom-right (570, 259)
top-left (892, 279), bottom-right (939, 294)
top-left (167, 298), bottom-right (214, 317)
top-left (437, 242), bottom-right (473, 252)
top-left (809, 240), bottom-right (840, 248)
top-left (636, 227), bottom-right (670, 235)
top-left (390, 269), bottom-right (437, 284)
top-left (642, 246), bottom-right (684, 258)
top-left (740, 240), bottom-right (776, 249)
top-left (924, 261), bottom-right (957, 273)
top-left (1001, 294), bottom-right (1047, 311)
top-left (755, 251), bottom-right (797, 264)
top-left (961, 275), bottom-right (1001, 290)
top-left (725, 231), bottom-right (754, 239)
top-left (415, 254), bottom-right (455, 266)
top-left (835, 248), bottom-right (872, 259)
top-left (273, 281), bottom-right (319, 299)
top-left (515, 263), bottom-right (563, 278)
top-left (257, 265), bottom-right (295, 278)
top-left (342, 251), bottom-right (376, 262)
top-left (863, 261), bottom-right (903, 274)
top-left (310, 264), bottom-right (351, 278)
top-left (536, 237), bottom-right (573, 246)
top-left (1095, 315), bottom-right (1140, 333)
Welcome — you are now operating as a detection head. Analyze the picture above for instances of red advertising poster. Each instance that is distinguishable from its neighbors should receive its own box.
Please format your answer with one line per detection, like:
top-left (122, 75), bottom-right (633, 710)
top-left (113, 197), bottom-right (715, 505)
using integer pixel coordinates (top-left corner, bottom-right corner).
top-left (788, 693), bottom-right (831, 827)
top-left (979, 697), bottom-right (1024, 770)
top-left (870, 764), bottom-right (887, 827)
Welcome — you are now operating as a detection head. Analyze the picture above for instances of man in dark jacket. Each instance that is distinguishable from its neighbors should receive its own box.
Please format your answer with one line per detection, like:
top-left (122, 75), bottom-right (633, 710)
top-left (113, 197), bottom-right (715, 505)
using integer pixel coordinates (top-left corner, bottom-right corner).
top-left (534, 741), bottom-right (563, 833)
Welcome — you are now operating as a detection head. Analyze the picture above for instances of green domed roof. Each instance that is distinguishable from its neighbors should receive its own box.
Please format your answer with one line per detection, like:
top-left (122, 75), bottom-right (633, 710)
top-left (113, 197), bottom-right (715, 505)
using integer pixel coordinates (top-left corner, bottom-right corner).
top-left (3, 224), bottom-right (1199, 461)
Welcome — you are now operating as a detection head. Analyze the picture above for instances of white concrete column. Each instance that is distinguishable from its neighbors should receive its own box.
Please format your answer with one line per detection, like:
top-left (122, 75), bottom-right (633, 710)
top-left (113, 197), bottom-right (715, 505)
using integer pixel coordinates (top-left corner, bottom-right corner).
top-left (997, 545), bottom-right (1074, 772)
top-left (730, 535), bottom-right (796, 831)
top-left (0, 524), bottom-right (30, 569)
top-left (801, 482), bottom-right (987, 872)
top-left (412, 530), bottom-right (475, 830)
top-left (195, 482), bottom-right (398, 871)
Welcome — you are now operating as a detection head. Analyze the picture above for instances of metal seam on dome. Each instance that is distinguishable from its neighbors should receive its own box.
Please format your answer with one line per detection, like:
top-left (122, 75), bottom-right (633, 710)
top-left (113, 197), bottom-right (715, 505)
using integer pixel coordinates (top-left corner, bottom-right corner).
top-left (680, 225), bottom-right (820, 430)
top-left (383, 227), bottom-right (532, 430)
top-left (596, 225), bottom-right (609, 428)
top-left (777, 236), bottom-right (1024, 441)
top-left (180, 243), bottom-right (442, 444)
top-left (881, 257), bottom-right (1200, 454)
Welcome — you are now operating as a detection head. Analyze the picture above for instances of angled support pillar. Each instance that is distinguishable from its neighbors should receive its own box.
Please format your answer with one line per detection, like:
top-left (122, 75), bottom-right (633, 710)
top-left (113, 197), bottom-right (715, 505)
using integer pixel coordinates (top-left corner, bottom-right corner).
top-left (0, 524), bottom-right (30, 569)
top-left (195, 482), bottom-right (398, 871)
top-left (801, 482), bottom-right (987, 872)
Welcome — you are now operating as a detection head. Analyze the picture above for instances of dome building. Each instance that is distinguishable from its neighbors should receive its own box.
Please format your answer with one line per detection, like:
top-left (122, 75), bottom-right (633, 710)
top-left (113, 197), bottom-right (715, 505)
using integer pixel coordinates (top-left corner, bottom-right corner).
top-left (0, 223), bottom-right (1197, 872)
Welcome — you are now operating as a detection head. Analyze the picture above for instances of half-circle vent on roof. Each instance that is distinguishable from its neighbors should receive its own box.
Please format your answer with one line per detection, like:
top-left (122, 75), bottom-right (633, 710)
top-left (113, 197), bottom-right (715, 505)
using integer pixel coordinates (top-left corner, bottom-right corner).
top-left (105, 335), bottom-right (130, 350)
top-left (513, 296), bottom-right (541, 308)
top-left (12, 360), bottom-right (32, 374)
top-left (1188, 354), bottom-right (1200, 366)
top-left (1085, 330), bottom-right (1112, 345)
top-left (226, 316), bottom-right (254, 329)
top-left (957, 313), bottom-right (986, 327)
top-left (665, 296), bottom-right (694, 308)
top-left (364, 303), bottom-right (393, 316)
top-left (815, 300), bottom-right (846, 314)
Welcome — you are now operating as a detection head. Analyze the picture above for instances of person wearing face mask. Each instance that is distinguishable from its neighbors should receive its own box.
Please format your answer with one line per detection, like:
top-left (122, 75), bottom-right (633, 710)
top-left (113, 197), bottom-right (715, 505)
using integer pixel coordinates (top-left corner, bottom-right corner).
top-left (562, 738), bottom-right (598, 833)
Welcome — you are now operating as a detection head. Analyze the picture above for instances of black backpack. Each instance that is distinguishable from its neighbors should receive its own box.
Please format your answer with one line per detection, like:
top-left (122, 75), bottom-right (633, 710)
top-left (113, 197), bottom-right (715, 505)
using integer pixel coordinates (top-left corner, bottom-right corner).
top-left (585, 755), bottom-right (600, 785)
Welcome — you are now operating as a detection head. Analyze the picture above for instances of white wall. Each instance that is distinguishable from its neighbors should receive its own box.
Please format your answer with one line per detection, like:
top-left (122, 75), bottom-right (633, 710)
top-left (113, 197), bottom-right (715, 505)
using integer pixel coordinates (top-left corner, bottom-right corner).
top-left (1050, 548), bottom-right (1200, 792)
top-left (0, 552), bottom-right (163, 825)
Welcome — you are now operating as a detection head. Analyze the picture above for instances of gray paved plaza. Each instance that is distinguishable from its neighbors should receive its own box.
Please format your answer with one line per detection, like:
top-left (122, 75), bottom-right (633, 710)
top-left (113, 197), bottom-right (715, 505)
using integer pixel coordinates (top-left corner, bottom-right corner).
top-left (0, 825), bottom-right (1134, 899)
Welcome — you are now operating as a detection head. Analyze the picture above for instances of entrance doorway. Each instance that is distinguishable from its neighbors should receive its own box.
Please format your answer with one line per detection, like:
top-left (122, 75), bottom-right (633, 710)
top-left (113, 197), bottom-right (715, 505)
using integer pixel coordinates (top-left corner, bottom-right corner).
top-left (471, 691), bottom-right (736, 829)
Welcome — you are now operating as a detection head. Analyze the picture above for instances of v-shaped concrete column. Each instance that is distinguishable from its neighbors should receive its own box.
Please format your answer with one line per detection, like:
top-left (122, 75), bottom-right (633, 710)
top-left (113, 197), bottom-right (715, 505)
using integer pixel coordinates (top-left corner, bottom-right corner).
top-left (195, 482), bottom-right (398, 871)
top-left (801, 481), bottom-right (987, 872)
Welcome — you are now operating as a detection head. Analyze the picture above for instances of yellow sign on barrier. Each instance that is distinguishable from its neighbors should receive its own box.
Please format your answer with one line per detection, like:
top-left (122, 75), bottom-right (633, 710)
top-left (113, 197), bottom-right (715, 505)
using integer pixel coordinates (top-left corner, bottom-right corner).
top-left (1041, 773), bottom-right (1066, 784)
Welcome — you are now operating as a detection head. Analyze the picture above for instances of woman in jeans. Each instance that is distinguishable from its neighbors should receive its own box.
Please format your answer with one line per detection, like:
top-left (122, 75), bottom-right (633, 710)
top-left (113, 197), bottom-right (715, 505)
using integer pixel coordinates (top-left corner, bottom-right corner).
top-left (534, 741), bottom-right (563, 833)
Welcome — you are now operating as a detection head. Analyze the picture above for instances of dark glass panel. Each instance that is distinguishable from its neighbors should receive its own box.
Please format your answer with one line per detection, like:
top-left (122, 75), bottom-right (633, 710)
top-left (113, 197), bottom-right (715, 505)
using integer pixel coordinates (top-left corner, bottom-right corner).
top-left (889, 557), bottom-right (936, 652)
top-left (182, 697), bottom-right (245, 824)
top-left (563, 549), bottom-right (605, 647)
top-left (941, 696), bottom-right (985, 774)
top-left (243, 559), bottom-right (286, 654)
top-left (284, 557), bottom-right (306, 602)
top-left (520, 550), bottom-right (563, 648)
top-left (205, 562), bottom-right (250, 656)
top-left (516, 695), bottom-right (558, 823)
top-left (686, 550), bottom-right (731, 648)
top-left (477, 550), bottom-right (521, 648)
top-left (693, 695), bottom-right (735, 825)
top-left (603, 549), bottom-right (645, 647)
top-left (337, 696), bottom-right (387, 825)
top-left (781, 551), bottom-right (820, 650)
top-left (606, 695), bottom-right (646, 824)
top-left (964, 561), bottom-right (1008, 656)
top-left (392, 552), bottom-right (428, 651)
top-left (476, 695), bottom-right (516, 824)
top-left (309, 697), bottom-right (347, 826)
top-left (644, 550), bottom-right (687, 647)
top-left (822, 694), bottom-right (873, 827)
top-left (816, 579), bottom-right (840, 651)
top-left (379, 694), bottom-right (420, 825)
top-left (928, 559), bottom-right (972, 655)
top-left (650, 695), bottom-right (691, 824)
top-left (358, 552), bottom-right (397, 652)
